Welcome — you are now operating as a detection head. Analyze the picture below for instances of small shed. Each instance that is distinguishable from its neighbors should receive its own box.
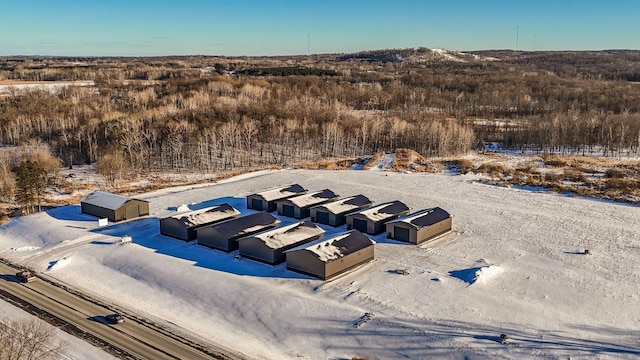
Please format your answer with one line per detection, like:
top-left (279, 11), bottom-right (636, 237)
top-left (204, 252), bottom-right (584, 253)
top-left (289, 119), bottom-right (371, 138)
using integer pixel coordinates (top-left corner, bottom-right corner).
top-left (80, 191), bottom-right (149, 222)
top-left (346, 200), bottom-right (410, 235)
top-left (238, 220), bottom-right (325, 265)
top-left (159, 204), bottom-right (241, 241)
top-left (309, 195), bottom-right (373, 226)
top-left (386, 207), bottom-right (452, 244)
top-left (276, 189), bottom-right (340, 219)
top-left (285, 230), bottom-right (375, 280)
top-left (196, 212), bottom-right (280, 252)
top-left (246, 184), bottom-right (307, 212)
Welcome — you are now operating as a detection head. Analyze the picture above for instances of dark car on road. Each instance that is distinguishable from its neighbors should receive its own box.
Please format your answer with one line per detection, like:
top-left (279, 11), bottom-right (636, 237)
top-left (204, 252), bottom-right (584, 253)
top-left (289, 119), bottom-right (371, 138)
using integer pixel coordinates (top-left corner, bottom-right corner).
top-left (105, 313), bottom-right (125, 324)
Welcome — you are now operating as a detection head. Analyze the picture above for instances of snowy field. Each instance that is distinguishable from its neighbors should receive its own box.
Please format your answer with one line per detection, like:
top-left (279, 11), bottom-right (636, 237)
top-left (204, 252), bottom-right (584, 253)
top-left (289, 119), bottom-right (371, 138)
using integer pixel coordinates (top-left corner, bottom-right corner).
top-left (1, 169), bottom-right (639, 359)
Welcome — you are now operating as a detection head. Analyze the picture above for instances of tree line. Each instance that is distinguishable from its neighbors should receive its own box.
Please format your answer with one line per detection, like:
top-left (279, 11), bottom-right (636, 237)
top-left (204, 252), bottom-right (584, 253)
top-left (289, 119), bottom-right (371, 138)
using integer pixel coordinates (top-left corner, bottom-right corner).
top-left (1, 50), bottom-right (640, 206)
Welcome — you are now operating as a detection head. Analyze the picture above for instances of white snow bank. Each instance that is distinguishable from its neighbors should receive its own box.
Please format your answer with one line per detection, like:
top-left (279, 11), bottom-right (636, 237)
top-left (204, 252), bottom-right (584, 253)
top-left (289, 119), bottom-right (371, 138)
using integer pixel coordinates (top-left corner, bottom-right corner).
top-left (47, 257), bottom-right (71, 271)
top-left (472, 265), bottom-right (503, 285)
top-left (10, 246), bottom-right (40, 252)
top-left (176, 204), bottom-right (190, 212)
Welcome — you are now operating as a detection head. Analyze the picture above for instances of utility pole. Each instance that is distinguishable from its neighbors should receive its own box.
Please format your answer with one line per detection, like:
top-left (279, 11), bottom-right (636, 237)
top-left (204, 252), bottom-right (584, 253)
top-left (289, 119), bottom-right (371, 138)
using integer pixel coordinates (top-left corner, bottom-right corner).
top-left (516, 25), bottom-right (519, 51)
top-left (307, 34), bottom-right (310, 55)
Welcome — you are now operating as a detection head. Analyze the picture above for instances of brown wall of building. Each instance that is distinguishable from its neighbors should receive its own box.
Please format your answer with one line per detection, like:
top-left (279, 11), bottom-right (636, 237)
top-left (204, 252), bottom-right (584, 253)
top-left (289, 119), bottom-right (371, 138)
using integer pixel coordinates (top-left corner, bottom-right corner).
top-left (414, 218), bottom-right (452, 244)
top-left (324, 245), bottom-right (375, 280)
top-left (286, 251), bottom-right (326, 279)
top-left (239, 238), bottom-right (277, 264)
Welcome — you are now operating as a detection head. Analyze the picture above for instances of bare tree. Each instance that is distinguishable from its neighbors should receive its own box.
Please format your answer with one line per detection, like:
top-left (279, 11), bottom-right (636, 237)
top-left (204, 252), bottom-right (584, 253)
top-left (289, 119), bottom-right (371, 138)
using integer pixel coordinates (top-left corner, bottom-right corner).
top-left (0, 318), bottom-right (68, 360)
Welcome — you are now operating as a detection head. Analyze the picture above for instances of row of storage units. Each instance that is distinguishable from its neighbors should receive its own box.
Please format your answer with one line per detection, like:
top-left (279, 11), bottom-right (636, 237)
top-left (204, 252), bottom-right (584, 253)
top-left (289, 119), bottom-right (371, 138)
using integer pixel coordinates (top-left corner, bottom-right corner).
top-left (247, 184), bottom-right (452, 244)
top-left (157, 183), bottom-right (452, 280)
top-left (159, 205), bottom-right (375, 280)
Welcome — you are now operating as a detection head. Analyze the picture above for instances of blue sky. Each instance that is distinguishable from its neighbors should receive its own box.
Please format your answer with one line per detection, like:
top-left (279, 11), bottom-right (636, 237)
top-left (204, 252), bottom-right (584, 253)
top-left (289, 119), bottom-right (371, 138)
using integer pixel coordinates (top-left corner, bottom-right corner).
top-left (1, 0), bottom-right (638, 56)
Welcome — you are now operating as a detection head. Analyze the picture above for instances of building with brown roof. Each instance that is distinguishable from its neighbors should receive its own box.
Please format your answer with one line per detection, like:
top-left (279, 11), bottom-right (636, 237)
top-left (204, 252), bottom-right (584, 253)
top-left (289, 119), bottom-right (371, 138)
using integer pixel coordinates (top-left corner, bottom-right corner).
top-left (196, 212), bottom-right (280, 252)
top-left (345, 200), bottom-right (410, 235)
top-left (160, 203), bottom-right (241, 241)
top-left (246, 184), bottom-right (307, 212)
top-left (285, 230), bottom-right (375, 280)
top-left (385, 207), bottom-right (452, 244)
top-left (238, 220), bottom-right (325, 265)
top-left (276, 189), bottom-right (340, 219)
top-left (309, 195), bottom-right (373, 227)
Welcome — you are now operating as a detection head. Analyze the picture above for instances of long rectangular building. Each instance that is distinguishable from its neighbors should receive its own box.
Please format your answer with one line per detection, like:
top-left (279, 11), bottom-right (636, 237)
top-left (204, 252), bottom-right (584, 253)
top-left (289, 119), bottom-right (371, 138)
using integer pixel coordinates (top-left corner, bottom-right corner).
top-left (160, 203), bottom-right (241, 241)
top-left (285, 230), bottom-right (375, 280)
top-left (238, 220), bottom-right (325, 265)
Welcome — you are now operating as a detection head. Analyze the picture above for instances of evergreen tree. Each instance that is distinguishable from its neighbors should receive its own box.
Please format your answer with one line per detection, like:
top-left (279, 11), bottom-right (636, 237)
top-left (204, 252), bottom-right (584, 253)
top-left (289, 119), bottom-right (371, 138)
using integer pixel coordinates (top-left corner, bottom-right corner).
top-left (13, 160), bottom-right (46, 214)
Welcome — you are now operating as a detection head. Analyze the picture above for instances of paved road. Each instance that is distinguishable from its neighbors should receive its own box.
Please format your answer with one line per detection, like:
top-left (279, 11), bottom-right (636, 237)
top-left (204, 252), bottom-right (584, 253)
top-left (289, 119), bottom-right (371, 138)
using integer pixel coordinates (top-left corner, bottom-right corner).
top-left (0, 261), bottom-right (243, 360)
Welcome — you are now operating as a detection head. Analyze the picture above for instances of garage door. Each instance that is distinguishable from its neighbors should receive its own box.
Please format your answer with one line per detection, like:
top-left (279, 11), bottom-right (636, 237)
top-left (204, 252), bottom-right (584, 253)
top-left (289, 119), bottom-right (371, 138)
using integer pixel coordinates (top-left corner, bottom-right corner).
top-left (251, 198), bottom-right (263, 211)
top-left (125, 205), bottom-right (139, 219)
top-left (316, 211), bottom-right (330, 224)
top-left (282, 205), bottom-right (295, 217)
top-left (353, 218), bottom-right (368, 233)
top-left (394, 226), bottom-right (410, 242)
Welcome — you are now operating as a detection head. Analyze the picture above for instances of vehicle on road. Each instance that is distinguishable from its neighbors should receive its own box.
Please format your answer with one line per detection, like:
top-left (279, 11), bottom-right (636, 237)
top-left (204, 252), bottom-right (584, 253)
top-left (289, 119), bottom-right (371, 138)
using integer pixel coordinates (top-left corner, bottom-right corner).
top-left (16, 269), bottom-right (36, 282)
top-left (105, 313), bottom-right (125, 324)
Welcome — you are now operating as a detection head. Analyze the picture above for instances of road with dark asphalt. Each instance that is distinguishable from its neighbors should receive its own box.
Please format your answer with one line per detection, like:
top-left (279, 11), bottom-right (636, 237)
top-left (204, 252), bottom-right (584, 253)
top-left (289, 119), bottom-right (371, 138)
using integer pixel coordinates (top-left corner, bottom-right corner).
top-left (0, 261), bottom-right (245, 360)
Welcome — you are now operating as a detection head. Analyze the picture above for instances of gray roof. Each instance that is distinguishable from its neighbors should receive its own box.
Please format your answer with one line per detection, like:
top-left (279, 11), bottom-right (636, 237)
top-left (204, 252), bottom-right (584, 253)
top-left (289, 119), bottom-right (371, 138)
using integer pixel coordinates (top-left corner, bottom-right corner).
top-left (386, 207), bottom-right (451, 229)
top-left (250, 184), bottom-right (307, 202)
top-left (311, 195), bottom-right (372, 215)
top-left (286, 230), bottom-right (375, 262)
top-left (80, 191), bottom-right (145, 210)
top-left (238, 220), bottom-right (324, 249)
top-left (166, 203), bottom-right (240, 227)
top-left (204, 212), bottom-right (280, 240)
top-left (349, 200), bottom-right (409, 222)
top-left (280, 189), bottom-right (339, 208)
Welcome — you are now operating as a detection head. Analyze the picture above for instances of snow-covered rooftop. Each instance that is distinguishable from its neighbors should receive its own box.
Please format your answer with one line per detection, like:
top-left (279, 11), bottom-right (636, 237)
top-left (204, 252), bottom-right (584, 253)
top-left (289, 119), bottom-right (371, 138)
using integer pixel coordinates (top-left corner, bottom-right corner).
top-left (282, 189), bottom-right (339, 208)
top-left (288, 230), bottom-right (374, 262)
top-left (240, 220), bottom-right (324, 249)
top-left (166, 203), bottom-right (240, 227)
top-left (204, 211), bottom-right (280, 239)
top-left (80, 191), bottom-right (143, 210)
top-left (386, 207), bottom-right (451, 229)
top-left (350, 200), bottom-right (409, 222)
top-left (312, 195), bottom-right (372, 214)
top-left (251, 184), bottom-right (306, 201)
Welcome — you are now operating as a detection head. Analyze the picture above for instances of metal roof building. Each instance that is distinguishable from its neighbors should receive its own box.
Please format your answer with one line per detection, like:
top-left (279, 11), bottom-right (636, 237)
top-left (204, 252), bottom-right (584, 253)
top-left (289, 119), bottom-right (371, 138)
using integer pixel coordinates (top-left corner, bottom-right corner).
top-left (345, 200), bottom-right (410, 235)
top-left (285, 230), bottom-right (375, 280)
top-left (246, 184), bottom-right (307, 212)
top-left (276, 189), bottom-right (340, 219)
top-left (159, 204), bottom-right (241, 241)
top-left (309, 195), bottom-right (373, 226)
top-left (80, 191), bottom-right (149, 222)
top-left (195, 212), bottom-right (280, 252)
top-left (385, 207), bottom-right (452, 244)
top-left (238, 220), bottom-right (325, 265)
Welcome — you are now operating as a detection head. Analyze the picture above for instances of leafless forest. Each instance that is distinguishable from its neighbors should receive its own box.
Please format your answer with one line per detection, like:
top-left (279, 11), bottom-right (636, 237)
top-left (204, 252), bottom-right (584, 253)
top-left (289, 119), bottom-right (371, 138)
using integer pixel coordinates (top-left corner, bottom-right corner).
top-left (2, 48), bottom-right (640, 214)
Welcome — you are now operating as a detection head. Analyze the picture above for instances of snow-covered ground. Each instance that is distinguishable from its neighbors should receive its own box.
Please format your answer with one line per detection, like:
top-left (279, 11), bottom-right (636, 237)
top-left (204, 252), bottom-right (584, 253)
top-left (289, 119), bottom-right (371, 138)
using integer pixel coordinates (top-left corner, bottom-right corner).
top-left (1, 169), bottom-right (639, 359)
top-left (0, 81), bottom-right (95, 95)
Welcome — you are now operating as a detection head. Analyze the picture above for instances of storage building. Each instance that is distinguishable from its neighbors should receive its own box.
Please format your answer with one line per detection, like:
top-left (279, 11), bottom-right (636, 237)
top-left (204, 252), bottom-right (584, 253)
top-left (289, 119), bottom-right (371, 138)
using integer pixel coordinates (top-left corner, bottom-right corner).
top-left (196, 212), bottom-right (280, 252)
top-left (385, 207), bottom-right (452, 244)
top-left (346, 200), bottom-right (410, 235)
top-left (309, 195), bottom-right (373, 226)
top-left (285, 230), bottom-right (375, 280)
top-left (276, 189), bottom-right (340, 219)
top-left (80, 191), bottom-right (149, 222)
top-left (160, 204), bottom-right (241, 241)
top-left (246, 184), bottom-right (307, 212)
top-left (238, 220), bottom-right (325, 265)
